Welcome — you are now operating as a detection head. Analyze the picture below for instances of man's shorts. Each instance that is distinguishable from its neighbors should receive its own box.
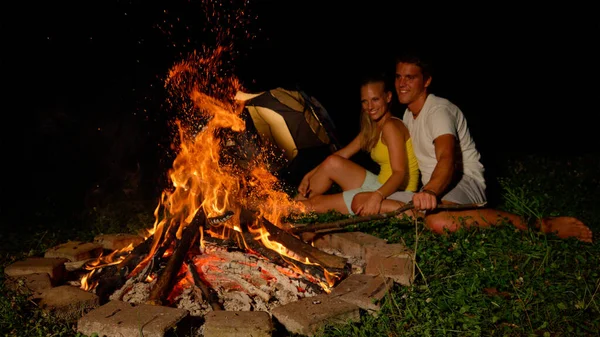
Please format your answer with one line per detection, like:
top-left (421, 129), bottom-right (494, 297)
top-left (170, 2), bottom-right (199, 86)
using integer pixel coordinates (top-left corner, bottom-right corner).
top-left (388, 174), bottom-right (486, 205)
top-left (342, 170), bottom-right (382, 215)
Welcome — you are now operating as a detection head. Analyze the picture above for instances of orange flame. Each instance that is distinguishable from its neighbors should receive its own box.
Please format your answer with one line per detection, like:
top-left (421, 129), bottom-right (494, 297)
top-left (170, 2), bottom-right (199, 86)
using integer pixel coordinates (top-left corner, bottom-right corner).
top-left (144, 46), bottom-right (306, 262)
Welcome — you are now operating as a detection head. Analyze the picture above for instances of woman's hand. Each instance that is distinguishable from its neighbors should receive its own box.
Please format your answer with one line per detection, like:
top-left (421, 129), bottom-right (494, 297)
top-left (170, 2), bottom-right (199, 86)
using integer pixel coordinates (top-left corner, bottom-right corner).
top-left (297, 173), bottom-right (312, 198)
top-left (355, 191), bottom-right (384, 215)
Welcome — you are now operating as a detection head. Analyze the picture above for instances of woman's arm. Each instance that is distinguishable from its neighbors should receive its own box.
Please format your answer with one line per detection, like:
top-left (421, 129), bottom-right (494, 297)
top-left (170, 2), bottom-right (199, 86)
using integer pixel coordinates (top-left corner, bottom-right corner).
top-left (355, 120), bottom-right (408, 215)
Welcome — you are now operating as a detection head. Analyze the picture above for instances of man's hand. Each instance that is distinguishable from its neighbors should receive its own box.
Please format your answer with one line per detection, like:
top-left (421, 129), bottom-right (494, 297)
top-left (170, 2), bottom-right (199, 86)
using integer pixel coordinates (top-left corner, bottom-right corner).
top-left (412, 189), bottom-right (438, 211)
top-left (355, 191), bottom-right (383, 215)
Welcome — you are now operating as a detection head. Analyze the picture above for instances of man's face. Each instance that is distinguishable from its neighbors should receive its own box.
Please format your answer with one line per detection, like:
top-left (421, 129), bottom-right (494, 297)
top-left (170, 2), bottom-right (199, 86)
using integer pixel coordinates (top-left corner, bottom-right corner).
top-left (394, 62), bottom-right (430, 105)
top-left (360, 81), bottom-right (391, 121)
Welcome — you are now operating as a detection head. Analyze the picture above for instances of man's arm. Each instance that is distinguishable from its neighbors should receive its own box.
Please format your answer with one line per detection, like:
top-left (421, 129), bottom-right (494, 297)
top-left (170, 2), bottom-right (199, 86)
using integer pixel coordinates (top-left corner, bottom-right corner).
top-left (412, 134), bottom-right (456, 210)
top-left (424, 134), bottom-right (456, 196)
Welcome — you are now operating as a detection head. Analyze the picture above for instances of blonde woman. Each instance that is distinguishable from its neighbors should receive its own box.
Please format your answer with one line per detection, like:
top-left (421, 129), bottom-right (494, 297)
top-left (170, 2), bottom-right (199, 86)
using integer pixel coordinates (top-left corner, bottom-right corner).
top-left (296, 73), bottom-right (419, 216)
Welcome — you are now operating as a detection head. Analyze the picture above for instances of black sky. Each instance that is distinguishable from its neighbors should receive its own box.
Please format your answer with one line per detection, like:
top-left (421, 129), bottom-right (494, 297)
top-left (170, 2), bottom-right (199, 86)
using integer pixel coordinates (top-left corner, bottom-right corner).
top-left (6, 2), bottom-right (598, 146)
top-left (2, 1), bottom-right (598, 222)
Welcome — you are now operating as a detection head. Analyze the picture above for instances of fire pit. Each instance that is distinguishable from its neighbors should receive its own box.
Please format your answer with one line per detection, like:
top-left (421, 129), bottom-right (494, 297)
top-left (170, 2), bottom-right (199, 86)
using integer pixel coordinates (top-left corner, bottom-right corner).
top-left (61, 46), bottom-right (355, 328)
top-left (2, 47), bottom-right (416, 336)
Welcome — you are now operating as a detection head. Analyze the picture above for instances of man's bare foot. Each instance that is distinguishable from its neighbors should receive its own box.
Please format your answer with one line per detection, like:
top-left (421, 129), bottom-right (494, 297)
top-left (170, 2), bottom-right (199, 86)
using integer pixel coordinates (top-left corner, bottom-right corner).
top-left (541, 217), bottom-right (593, 243)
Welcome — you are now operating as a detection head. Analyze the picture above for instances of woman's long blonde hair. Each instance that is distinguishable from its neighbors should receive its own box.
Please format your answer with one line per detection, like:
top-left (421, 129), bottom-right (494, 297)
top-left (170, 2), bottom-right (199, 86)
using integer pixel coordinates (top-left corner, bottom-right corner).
top-left (359, 74), bottom-right (392, 151)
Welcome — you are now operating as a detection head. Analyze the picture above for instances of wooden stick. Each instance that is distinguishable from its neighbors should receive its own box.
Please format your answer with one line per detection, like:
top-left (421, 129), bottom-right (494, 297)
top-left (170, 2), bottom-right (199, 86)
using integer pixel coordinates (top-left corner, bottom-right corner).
top-left (289, 202), bottom-right (487, 234)
top-left (147, 211), bottom-right (205, 305)
top-left (185, 259), bottom-right (223, 311)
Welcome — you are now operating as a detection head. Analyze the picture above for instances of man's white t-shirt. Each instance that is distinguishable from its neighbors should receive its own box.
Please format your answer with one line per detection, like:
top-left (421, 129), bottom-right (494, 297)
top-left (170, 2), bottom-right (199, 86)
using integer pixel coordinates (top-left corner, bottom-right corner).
top-left (403, 94), bottom-right (485, 189)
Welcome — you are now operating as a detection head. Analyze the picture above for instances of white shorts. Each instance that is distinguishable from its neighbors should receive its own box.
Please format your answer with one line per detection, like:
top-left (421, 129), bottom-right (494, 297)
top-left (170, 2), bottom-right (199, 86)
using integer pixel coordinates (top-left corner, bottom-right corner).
top-left (342, 170), bottom-right (382, 215)
top-left (388, 174), bottom-right (486, 204)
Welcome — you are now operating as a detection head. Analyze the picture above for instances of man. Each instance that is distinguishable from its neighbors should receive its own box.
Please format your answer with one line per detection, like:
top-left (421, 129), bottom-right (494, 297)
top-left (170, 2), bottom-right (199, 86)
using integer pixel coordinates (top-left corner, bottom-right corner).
top-left (352, 52), bottom-right (592, 243)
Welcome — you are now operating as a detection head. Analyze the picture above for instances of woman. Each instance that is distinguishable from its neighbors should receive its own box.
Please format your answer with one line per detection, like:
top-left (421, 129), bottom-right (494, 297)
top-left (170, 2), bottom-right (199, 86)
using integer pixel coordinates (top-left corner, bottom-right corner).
top-left (296, 74), bottom-right (419, 215)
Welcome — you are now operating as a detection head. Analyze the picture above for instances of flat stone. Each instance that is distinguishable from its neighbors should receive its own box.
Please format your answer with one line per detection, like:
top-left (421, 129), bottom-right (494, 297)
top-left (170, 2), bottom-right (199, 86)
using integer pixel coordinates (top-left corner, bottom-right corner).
top-left (4, 257), bottom-right (68, 284)
top-left (77, 300), bottom-right (189, 337)
top-left (38, 285), bottom-right (100, 321)
top-left (364, 243), bottom-right (412, 262)
top-left (329, 273), bottom-right (393, 314)
top-left (4, 273), bottom-right (53, 298)
top-left (203, 310), bottom-right (273, 337)
top-left (44, 240), bottom-right (103, 262)
top-left (365, 245), bottom-right (414, 286)
top-left (314, 232), bottom-right (387, 259)
top-left (271, 294), bottom-right (360, 336)
top-left (93, 233), bottom-right (145, 251)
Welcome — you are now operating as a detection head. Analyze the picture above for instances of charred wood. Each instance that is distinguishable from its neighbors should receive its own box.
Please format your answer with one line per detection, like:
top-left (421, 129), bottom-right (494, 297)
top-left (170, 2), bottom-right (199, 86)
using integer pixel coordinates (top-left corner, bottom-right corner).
top-left (238, 231), bottom-right (348, 290)
top-left (93, 235), bottom-right (154, 304)
top-left (259, 217), bottom-right (348, 270)
top-left (185, 259), bottom-right (223, 311)
top-left (147, 210), bottom-right (206, 305)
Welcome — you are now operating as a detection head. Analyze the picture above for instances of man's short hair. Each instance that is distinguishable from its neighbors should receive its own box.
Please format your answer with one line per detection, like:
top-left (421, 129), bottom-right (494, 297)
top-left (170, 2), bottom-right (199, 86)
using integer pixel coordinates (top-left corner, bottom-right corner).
top-left (395, 50), bottom-right (434, 81)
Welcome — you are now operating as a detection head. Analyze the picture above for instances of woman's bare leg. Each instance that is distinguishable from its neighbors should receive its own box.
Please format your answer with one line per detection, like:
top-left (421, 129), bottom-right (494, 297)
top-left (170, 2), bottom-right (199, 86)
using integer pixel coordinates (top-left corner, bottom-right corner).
top-left (304, 154), bottom-right (367, 197)
top-left (296, 155), bottom-right (369, 213)
top-left (301, 193), bottom-right (349, 214)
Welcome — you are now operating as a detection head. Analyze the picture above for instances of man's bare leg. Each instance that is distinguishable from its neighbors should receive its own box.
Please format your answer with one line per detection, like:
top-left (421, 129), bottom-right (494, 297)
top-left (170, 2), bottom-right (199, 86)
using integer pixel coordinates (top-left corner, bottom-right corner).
top-left (380, 200), bottom-right (593, 243)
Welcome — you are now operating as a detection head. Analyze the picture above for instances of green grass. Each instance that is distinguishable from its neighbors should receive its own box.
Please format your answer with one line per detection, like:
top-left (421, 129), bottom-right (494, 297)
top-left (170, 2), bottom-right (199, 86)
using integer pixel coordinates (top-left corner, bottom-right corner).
top-left (1, 153), bottom-right (599, 336)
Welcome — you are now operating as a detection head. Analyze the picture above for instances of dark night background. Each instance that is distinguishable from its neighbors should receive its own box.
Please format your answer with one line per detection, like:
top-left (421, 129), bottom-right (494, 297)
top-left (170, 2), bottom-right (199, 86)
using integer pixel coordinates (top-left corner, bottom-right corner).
top-left (2, 1), bottom-right (598, 229)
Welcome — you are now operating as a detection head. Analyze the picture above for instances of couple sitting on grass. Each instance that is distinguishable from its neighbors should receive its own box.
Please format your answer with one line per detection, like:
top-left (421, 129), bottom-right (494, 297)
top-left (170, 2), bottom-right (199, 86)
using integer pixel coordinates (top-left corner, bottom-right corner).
top-left (294, 52), bottom-right (593, 243)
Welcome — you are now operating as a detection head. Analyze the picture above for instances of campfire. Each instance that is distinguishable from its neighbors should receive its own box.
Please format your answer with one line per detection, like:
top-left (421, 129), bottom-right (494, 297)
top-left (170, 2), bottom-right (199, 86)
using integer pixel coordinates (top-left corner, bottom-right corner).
top-left (76, 47), bottom-right (350, 314)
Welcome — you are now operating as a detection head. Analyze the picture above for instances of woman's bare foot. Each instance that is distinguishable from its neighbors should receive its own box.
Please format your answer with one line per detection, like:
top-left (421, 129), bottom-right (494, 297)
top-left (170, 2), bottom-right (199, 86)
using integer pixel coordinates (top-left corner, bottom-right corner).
top-left (296, 199), bottom-right (314, 212)
top-left (541, 217), bottom-right (593, 243)
top-left (293, 193), bottom-right (308, 201)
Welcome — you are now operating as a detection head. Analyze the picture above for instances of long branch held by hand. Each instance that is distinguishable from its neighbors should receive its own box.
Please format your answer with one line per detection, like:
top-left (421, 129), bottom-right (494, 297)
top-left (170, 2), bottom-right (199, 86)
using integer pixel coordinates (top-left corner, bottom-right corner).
top-left (289, 202), bottom-right (487, 234)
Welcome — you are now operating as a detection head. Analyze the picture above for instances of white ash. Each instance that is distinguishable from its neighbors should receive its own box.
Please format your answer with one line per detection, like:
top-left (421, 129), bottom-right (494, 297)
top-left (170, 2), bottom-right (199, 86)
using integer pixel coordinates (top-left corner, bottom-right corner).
top-left (104, 242), bottom-right (327, 314)
top-left (222, 290), bottom-right (253, 311)
top-left (318, 246), bottom-right (365, 274)
top-left (174, 287), bottom-right (210, 316)
top-left (115, 278), bottom-right (155, 304)
top-left (187, 244), bottom-right (321, 313)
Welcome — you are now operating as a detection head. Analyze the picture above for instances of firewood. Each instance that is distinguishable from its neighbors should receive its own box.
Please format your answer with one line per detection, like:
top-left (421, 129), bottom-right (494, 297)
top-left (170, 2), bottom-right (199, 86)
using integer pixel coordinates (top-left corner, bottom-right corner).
top-left (238, 230), bottom-right (347, 291)
top-left (185, 259), bottom-right (223, 311)
top-left (93, 235), bottom-right (154, 304)
top-left (259, 217), bottom-right (348, 270)
top-left (147, 210), bottom-right (206, 305)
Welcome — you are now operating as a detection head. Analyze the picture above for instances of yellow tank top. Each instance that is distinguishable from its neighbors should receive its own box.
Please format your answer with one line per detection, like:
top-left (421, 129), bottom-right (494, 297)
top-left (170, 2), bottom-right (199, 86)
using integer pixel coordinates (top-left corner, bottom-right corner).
top-left (370, 135), bottom-right (420, 192)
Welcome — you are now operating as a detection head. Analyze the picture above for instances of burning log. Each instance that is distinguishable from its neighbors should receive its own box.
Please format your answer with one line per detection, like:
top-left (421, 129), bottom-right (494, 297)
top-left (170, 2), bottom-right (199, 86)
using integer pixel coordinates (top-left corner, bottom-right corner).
top-left (185, 259), bottom-right (223, 311)
top-left (237, 231), bottom-right (344, 293)
top-left (289, 202), bottom-right (488, 235)
top-left (92, 210), bottom-right (188, 304)
top-left (93, 236), bottom-right (154, 303)
top-left (259, 217), bottom-right (348, 270)
top-left (147, 210), bottom-right (207, 305)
